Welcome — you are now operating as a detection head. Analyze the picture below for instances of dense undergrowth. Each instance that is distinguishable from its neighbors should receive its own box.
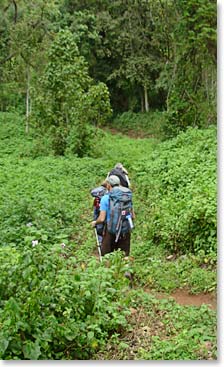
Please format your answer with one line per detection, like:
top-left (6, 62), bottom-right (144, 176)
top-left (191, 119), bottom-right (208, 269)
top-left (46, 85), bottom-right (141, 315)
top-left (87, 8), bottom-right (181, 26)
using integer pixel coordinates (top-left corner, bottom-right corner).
top-left (0, 112), bottom-right (217, 360)
top-left (110, 111), bottom-right (166, 139)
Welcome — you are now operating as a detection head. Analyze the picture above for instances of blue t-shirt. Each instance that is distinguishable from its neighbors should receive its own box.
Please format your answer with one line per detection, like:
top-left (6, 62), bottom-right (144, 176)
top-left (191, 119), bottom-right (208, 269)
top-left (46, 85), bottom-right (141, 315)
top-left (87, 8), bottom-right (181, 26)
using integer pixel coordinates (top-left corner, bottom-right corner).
top-left (100, 194), bottom-right (110, 222)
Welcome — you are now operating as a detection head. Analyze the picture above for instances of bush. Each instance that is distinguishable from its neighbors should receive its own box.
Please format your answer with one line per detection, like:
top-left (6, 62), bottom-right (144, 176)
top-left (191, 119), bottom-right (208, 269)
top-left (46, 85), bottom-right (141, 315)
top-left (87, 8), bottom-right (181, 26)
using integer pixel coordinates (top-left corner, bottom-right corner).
top-left (132, 126), bottom-right (217, 257)
top-left (111, 111), bottom-right (166, 139)
top-left (0, 247), bottom-right (130, 359)
top-left (31, 29), bottom-right (112, 157)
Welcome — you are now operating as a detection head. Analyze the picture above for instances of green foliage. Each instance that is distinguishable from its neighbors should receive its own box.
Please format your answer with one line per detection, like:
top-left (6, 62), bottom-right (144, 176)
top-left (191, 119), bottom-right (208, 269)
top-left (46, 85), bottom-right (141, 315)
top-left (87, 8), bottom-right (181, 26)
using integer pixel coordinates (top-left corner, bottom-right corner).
top-left (133, 128), bottom-right (217, 254)
top-left (0, 152), bottom-right (108, 248)
top-left (0, 0), bottom-right (60, 112)
top-left (111, 111), bottom-right (166, 139)
top-left (0, 112), bottom-right (217, 360)
top-left (32, 29), bottom-right (112, 156)
top-left (137, 300), bottom-right (216, 360)
top-left (94, 289), bottom-right (216, 360)
top-left (131, 242), bottom-right (216, 293)
top-left (160, 0), bottom-right (216, 137)
top-left (132, 126), bottom-right (216, 258)
top-left (0, 247), bottom-right (131, 359)
top-left (81, 83), bottom-right (112, 127)
top-left (0, 0), bottom-right (216, 138)
top-left (139, 293), bottom-right (216, 360)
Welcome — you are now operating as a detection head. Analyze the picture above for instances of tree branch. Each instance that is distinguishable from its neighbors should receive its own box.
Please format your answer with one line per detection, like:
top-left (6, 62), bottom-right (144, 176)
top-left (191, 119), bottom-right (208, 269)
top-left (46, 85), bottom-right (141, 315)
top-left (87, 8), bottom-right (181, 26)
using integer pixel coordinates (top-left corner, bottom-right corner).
top-left (12, 0), bottom-right (18, 23)
top-left (0, 52), bottom-right (17, 65)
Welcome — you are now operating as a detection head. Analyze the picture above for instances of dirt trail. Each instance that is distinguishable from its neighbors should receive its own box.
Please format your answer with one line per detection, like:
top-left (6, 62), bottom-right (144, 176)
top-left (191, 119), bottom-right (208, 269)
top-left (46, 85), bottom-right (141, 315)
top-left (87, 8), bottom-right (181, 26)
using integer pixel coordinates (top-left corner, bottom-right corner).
top-left (170, 289), bottom-right (216, 310)
top-left (149, 288), bottom-right (216, 310)
top-left (92, 248), bottom-right (216, 310)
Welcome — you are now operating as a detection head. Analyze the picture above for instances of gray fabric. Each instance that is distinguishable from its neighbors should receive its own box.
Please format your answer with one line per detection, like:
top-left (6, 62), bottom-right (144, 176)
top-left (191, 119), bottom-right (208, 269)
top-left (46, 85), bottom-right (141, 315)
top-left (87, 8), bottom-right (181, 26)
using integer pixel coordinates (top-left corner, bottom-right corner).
top-left (114, 162), bottom-right (128, 175)
top-left (107, 175), bottom-right (120, 187)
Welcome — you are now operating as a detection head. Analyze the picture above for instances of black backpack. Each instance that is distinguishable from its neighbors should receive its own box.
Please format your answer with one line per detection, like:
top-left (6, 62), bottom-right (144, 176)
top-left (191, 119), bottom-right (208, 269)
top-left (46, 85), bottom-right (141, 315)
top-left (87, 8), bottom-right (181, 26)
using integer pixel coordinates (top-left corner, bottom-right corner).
top-left (108, 168), bottom-right (129, 188)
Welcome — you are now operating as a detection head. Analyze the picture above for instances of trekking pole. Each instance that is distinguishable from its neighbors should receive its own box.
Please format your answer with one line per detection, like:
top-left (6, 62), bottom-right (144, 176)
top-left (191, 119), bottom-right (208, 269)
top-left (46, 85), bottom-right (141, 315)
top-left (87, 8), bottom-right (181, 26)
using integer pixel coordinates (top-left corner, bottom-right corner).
top-left (94, 227), bottom-right (102, 262)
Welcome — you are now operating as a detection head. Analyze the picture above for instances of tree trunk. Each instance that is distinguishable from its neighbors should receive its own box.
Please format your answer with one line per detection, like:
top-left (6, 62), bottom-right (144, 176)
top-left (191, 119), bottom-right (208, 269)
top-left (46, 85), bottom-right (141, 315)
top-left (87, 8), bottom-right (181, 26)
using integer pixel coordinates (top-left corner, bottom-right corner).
top-left (166, 43), bottom-right (177, 112)
top-left (25, 66), bottom-right (30, 134)
top-left (140, 91), bottom-right (144, 112)
top-left (144, 85), bottom-right (149, 112)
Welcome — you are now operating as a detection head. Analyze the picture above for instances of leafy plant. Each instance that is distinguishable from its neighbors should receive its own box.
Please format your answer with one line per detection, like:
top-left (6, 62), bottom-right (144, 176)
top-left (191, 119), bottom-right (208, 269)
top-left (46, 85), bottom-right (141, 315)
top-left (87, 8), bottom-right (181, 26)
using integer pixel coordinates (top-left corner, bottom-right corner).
top-left (32, 29), bottom-right (112, 156)
top-left (0, 112), bottom-right (217, 360)
top-left (0, 247), bottom-right (131, 360)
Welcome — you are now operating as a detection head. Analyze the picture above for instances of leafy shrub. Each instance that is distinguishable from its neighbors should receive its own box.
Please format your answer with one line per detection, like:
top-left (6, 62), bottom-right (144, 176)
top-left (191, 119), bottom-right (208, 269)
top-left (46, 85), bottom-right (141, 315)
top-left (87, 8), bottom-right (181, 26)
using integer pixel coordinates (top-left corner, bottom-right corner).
top-left (135, 296), bottom-right (216, 360)
top-left (163, 94), bottom-right (216, 139)
top-left (111, 111), bottom-right (166, 139)
top-left (0, 112), bottom-right (216, 360)
top-left (132, 126), bottom-right (217, 257)
top-left (0, 155), bottom-right (110, 248)
top-left (0, 247), bottom-right (131, 360)
top-left (31, 29), bottom-right (112, 157)
top-left (129, 239), bottom-right (216, 293)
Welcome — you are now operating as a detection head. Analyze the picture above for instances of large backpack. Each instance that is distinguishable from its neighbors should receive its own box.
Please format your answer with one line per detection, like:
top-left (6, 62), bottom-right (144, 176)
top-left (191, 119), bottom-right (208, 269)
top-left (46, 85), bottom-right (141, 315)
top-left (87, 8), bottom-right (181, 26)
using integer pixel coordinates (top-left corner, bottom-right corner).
top-left (108, 168), bottom-right (129, 188)
top-left (107, 186), bottom-right (133, 242)
top-left (90, 185), bottom-right (107, 235)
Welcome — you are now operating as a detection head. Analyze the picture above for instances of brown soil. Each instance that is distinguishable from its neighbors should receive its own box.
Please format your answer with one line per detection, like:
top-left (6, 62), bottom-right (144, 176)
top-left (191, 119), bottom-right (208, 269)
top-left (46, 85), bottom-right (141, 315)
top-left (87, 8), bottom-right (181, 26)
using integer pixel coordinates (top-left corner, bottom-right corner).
top-left (172, 289), bottom-right (216, 310)
top-left (154, 288), bottom-right (217, 310)
top-left (92, 248), bottom-right (217, 310)
top-left (91, 250), bottom-right (216, 360)
top-left (94, 289), bottom-right (216, 360)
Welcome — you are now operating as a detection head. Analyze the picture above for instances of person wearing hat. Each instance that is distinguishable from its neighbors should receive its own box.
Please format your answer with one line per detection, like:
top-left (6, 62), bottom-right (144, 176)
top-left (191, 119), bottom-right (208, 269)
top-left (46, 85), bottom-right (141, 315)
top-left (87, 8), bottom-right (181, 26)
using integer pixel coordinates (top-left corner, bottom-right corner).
top-left (107, 162), bottom-right (131, 188)
top-left (91, 175), bottom-right (133, 256)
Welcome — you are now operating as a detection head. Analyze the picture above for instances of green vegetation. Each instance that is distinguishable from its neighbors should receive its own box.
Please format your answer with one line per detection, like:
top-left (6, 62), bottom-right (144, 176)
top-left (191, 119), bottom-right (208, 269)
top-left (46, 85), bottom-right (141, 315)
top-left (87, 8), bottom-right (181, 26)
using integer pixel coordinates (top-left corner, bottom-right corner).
top-left (94, 290), bottom-right (216, 360)
top-left (32, 29), bottom-right (111, 156)
top-left (110, 111), bottom-right (166, 139)
top-left (0, 0), bottom-right (217, 360)
top-left (0, 113), bottom-right (217, 360)
top-left (132, 126), bottom-right (217, 256)
top-left (0, 0), bottom-right (216, 142)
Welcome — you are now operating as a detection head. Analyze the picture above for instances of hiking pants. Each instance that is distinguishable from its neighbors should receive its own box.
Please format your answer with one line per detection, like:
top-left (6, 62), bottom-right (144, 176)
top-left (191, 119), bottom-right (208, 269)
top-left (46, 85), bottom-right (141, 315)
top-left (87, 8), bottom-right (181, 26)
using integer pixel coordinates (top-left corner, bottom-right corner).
top-left (101, 229), bottom-right (130, 257)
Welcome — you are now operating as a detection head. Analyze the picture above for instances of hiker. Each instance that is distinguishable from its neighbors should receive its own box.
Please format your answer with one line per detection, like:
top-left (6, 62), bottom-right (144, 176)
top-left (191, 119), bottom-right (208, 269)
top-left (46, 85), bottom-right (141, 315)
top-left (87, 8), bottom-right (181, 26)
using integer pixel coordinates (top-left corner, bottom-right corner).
top-left (90, 163), bottom-right (134, 246)
top-left (91, 175), bottom-right (135, 257)
top-left (107, 163), bottom-right (135, 220)
top-left (90, 180), bottom-right (108, 244)
top-left (107, 162), bottom-right (131, 188)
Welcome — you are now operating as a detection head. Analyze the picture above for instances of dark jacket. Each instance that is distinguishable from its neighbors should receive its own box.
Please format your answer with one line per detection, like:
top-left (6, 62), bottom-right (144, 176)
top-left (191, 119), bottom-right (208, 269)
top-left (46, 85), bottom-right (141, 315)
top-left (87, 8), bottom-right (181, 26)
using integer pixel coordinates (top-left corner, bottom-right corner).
top-left (108, 168), bottom-right (129, 188)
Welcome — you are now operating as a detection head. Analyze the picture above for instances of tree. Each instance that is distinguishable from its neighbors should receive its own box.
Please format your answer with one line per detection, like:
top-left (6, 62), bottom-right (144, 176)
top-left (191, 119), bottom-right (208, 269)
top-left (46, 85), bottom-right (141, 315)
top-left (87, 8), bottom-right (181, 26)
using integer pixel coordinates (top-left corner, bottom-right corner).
top-left (32, 29), bottom-right (111, 156)
top-left (154, 0), bottom-right (216, 136)
top-left (0, 0), bottom-right (60, 131)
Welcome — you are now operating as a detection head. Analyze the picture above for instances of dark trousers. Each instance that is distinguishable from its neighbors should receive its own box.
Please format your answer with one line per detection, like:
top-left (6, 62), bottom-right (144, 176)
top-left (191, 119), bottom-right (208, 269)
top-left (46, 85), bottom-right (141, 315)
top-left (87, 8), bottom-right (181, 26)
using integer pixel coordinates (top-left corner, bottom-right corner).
top-left (101, 229), bottom-right (130, 257)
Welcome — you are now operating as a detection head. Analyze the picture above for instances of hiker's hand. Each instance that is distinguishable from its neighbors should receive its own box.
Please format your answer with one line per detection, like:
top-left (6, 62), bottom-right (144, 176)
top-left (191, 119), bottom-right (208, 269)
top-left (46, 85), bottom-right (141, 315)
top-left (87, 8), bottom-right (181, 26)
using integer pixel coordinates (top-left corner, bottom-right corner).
top-left (91, 220), bottom-right (97, 227)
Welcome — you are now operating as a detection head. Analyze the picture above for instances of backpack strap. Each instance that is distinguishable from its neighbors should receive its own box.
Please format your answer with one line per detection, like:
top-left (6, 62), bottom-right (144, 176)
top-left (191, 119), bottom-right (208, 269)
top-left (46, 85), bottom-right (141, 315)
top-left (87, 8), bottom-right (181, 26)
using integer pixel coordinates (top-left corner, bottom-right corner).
top-left (115, 202), bottom-right (123, 242)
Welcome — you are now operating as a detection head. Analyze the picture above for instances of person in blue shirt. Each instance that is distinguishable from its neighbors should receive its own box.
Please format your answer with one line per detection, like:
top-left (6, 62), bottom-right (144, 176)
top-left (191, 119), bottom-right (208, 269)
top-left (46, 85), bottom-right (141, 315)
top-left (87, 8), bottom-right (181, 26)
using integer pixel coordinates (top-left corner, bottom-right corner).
top-left (91, 175), bottom-right (134, 256)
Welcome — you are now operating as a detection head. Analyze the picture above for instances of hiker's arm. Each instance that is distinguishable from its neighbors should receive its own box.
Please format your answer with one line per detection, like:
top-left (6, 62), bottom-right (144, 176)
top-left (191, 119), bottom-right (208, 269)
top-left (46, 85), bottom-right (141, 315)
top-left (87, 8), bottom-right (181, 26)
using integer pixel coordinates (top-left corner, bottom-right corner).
top-left (91, 210), bottom-right (106, 227)
top-left (131, 208), bottom-right (136, 220)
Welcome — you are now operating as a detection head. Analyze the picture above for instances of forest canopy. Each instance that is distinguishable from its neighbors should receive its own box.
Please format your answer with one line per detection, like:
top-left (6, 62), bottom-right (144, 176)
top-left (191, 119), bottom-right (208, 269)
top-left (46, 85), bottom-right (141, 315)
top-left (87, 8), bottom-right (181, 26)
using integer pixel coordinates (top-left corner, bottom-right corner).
top-left (0, 0), bottom-right (216, 156)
